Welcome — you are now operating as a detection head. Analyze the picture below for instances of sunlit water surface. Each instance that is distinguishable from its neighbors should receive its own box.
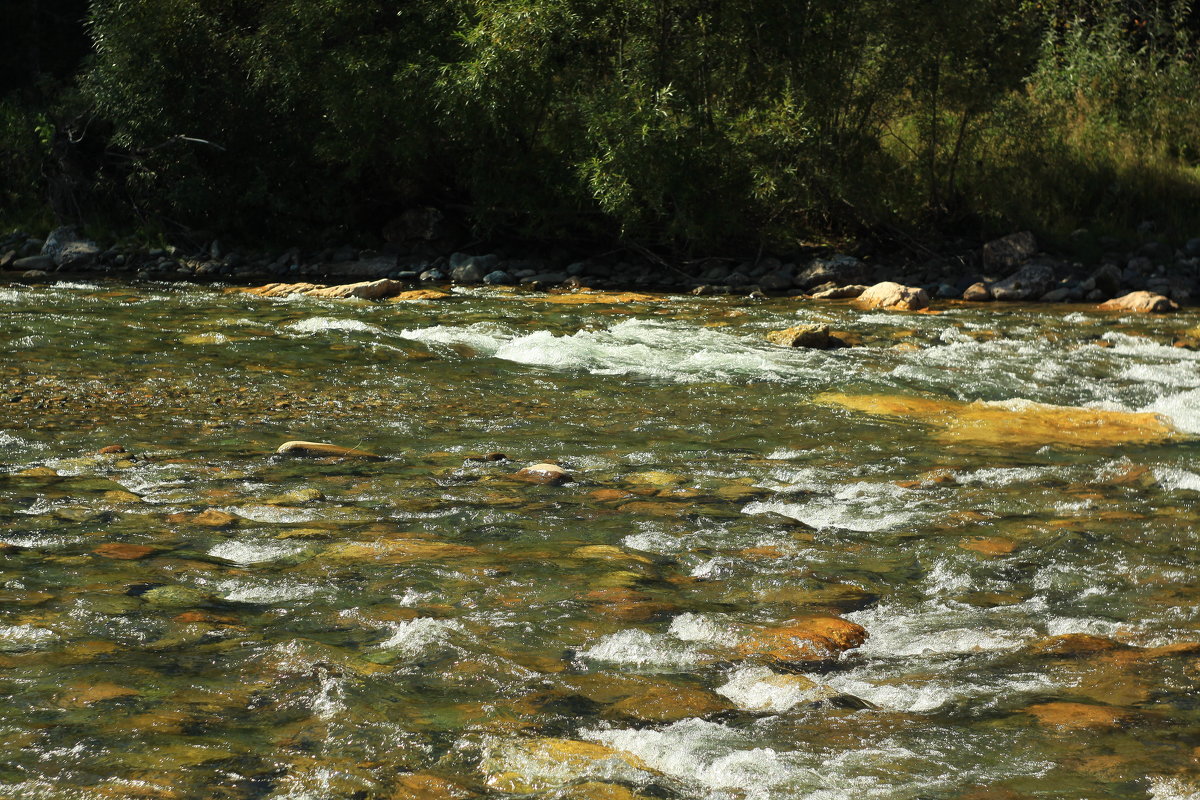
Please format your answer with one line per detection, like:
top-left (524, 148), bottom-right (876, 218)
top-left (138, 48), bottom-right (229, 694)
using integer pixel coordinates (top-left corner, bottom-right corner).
top-left (1, 280), bottom-right (1199, 799)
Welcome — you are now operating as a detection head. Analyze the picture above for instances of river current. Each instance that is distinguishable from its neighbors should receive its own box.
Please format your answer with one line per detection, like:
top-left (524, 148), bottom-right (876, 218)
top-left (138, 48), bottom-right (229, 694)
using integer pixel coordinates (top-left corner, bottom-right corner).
top-left (1, 280), bottom-right (1199, 799)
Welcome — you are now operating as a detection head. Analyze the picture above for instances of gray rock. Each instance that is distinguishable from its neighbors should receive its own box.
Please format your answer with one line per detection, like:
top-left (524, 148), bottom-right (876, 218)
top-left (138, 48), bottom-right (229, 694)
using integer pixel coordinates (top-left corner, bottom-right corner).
top-left (724, 271), bottom-right (752, 287)
top-left (758, 267), bottom-right (796, 291)
top-left (451, 262), bottom-right (486, 282)
top-left (989, 263), bottom-right (1056, 301)
top-left (1186, 238), bottom-right (1200, 257)
top-left (794, 255), bottom-right (866, 290)
top-left (13, 255), bottom-right (55, 271)
top-left (327, 256), bottom-right (396, 278)
top-left (419, 268), bottom-right (445, 282)
top-left (982, 231), bottom-right (1037, 272)
top-left (1085, 289), bottom-right (1104, 301)
top-left (42, 227), bottom-right (100, 271)
top-left (936, 283), bottom-right (960, 299)
top-left (565, 262), bottom-right (588, 276)
top-left (1090, 263), bottom-right (1123, 297)
top-left (483, 270), bottom-right (514, 285)
top-left (1040, 287), bottom-right (1070, 302)
top-left (524, 271), bottom-right (567, 284)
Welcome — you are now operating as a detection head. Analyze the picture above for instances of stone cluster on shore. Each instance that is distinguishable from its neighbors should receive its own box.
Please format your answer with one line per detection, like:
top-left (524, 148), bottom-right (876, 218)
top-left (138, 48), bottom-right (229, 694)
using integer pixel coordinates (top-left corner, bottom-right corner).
top-left (2, 226), bottom-right (1197, 306)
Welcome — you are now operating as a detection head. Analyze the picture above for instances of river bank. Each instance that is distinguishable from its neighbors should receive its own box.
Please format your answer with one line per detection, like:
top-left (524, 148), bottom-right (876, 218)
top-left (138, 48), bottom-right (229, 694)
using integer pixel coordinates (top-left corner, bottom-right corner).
top-left (2, 226), bottom-right (1198, 307)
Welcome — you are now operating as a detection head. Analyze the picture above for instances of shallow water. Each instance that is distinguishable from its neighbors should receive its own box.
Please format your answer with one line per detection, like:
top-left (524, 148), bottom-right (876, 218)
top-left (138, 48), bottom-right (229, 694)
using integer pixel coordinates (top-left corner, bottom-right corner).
top-left (1, 279), bottom-right (1199, 799)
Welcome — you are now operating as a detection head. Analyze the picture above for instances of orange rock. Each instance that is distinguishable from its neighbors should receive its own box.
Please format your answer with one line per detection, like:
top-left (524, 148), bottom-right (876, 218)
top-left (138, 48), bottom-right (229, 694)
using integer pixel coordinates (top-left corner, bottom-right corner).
top-left (604, 685), bottom-right (733, 722)
top-left (173, 610), bottom-right (239, 625)
top-left (59, 682), bottom-right (140, 707)
top-left (388, 289), bottom-right (452, 302)
top-left (816, 392), bottom-right (1179, 448)
top-left (1022, 701), bottom-right (1132, 729)
top-left (390, 773), bottom-right (474, 800)
top-left (737, 615), bottom-right (868, 664)
top-left (1028, 634), bottom-right (1125, 657)
top-left (855, 281), bottom-right (930, 311)
top-left (589, 489), bottom-right (633, 502)
top-left (534, 291), bottom-right (660, 305)
top-left (97, 445), bottom-right (126, 455)
top-left (959, 537), bottom-right (1017, 556)
top-left (93, 543), bottom-right (156, 560)
top-left (192, 509), bottom-right (239, 527)
top-left (1098, 291), bottom-right (1179, 313)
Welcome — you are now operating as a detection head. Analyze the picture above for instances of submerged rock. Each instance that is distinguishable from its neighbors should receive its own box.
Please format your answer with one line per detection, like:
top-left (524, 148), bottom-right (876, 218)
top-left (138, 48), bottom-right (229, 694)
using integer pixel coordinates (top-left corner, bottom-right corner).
top-left (855, 281), bottom-right (930, 311)
top-left (482, 738), bottom-right (660, 793)
top-left (390, 773), bottom-right (474, 800)
top-left (276, 440), bottom-right (381, 459)
top-left (603, 685), bottom-right (734, 723)
top-left (1097, 291), bottom-right (1179, 313)
top-left (93, 543), bottom-right (156, 560)
top-left (1022, 701), bottom-right (1132, 729)
top-left (816, 392), bottom-right (1180, 447)
top-left (764, 324), bottom-right (833, 349)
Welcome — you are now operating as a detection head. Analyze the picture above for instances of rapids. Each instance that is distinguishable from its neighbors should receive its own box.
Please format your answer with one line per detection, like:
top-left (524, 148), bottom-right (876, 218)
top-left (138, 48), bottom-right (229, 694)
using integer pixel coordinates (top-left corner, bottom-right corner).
top-left (1, 279), bottom-right (1198, 799)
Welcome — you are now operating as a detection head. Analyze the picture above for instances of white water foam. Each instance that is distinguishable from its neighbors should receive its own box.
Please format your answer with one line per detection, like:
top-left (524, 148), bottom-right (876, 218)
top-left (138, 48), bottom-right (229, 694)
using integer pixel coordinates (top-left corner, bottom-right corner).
top-left (376, 617), bottom-right (464, 659)
top-left (580, 629), bottom-right (704, 669)
top-left (286, 317), bottom-right (382, 334)
top-left (716, 666), bottom-right (830, 713)
top-left (669, 613), bottom-right (740, 647)
top-left (743, 482), bottom-right (920, 533)
top-left (214, 578), bottom-right (323, 604)
top-left (1157, 467), bottom-right (1200, 492)
top-left (400, 318), bottom-right (828, 383)
top-left (1152, 778), bottom-right (1200, 800)
top-left (208, 539), bottom-right (306, 564)
top-left (0, 624), bottom-right (58, 652)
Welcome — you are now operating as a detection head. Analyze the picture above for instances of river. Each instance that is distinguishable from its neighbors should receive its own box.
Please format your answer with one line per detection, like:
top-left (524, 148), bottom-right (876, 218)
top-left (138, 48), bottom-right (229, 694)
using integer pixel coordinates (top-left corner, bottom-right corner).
top-left (1, 279), bottom-right (1199, 799)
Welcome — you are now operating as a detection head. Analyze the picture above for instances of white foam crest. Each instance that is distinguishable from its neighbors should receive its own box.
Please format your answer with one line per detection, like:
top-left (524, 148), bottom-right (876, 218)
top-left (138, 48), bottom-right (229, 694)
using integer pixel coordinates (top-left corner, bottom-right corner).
top-left (215, 578), bottom-right (323, 604)
top-left (0, 624), bottom-right (58, 652)
top-left (669, 613), bottom-right (739, 646)
top-left (1151, 778), bottom-right (1200, 800)
top-left (226, 505), bottom-right (321, 523)
top-left (586, 720), bottom-right (802, 799)
top-left (580, 629), bottom-right (703, 669)
top-left (376, 617), bottom-right (464, 658)
top-left (401, 319), bottom-right (828, 383)
top-left (1157, 467), bottom-right (1200, 492)
top-left (821, 668), bottom-right (1054, 713)
top-left (1144, 389), bottom-right (1200, 434)
top-left (953, 466), bottom-right (1057, 486)
top-left (208, 539), bottom-right (306, 564)
top-left (716, 666), bottom-right (829, 713)
top-left (622, 530), bottom-right (685, 554)
top-left (847, 603), bottom-right (1034, 658)
top-left (744, 482), bottom-right (920, 533)
top-left (286, 317), bottom-right (382, 334)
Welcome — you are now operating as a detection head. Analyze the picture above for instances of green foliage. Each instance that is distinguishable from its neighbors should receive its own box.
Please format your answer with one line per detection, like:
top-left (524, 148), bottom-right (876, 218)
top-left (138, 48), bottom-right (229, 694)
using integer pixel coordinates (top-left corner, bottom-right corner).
top-left (4, 0), bottom-right (1200, 248)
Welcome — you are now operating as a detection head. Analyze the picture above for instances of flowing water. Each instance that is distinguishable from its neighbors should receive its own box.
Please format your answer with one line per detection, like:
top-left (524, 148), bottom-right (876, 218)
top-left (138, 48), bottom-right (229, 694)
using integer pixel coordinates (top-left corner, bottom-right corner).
top-left (1, 279), bottom-right (1199, 800)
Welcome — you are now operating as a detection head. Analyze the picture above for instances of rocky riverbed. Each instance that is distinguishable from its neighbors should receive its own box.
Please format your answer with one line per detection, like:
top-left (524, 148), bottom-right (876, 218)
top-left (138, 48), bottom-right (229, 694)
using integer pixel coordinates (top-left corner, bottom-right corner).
top-left (1, 277), bottom-right (1199, 799)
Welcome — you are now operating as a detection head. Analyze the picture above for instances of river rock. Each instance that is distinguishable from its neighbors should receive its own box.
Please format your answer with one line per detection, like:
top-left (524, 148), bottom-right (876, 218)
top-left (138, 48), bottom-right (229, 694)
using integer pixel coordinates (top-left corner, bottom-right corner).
top-left (603, 685), bottom-right (734, 723)
top-left (989, 263), bottom-right (1056, 301)
top-left (736, 615), bottom-right (868, 664)
top-left (42, 226), bottom-right (99, 270)
top-left (192, 509), bottom-right (239, 527)
top-left (1022, 701), bottom-right (1132, 729)
top-left (13, 255), bottom-right (55, 271)
top-left (388, 289), bottom-right (451, 301)
top-left (513, 463), bottom-right (572, 485)
top-left (276, 441), bottom-right (382, 459)
top-left (483, 270), bottom-right (514, 285)
top-left (855, 281), bottom-right (930, 311)
top-left (1097, 291), bottom-right (1179, 313)
top-left (390, 773), bottom-right (474, 800)
top-left (764, 324), bottom-right (832, 349)
top-left (93, 543), bottom-right (156, 560)
top-left (810, 284), bottom-right (868, 299)
top-left (323, 539), bottom-right (481, 564)
top-left (483, 738), bottom-right (659, 793)
top-left (265, 488), bottom-right (324, 505)
top-left (794, 255), bottom-right (867, 290)
top-left (306, 279), bottom-right (407, 300)
top-left (142, 585), bottom-right (212, 609)
top-left (983, 231), bottom-right (1037, 271)
top-left (1090, 263), bottom-right (1124, 297)
top-left (1028, 633), bottom-right (1126, 658)
top-left (816, 392), bottom-right (1179, 447)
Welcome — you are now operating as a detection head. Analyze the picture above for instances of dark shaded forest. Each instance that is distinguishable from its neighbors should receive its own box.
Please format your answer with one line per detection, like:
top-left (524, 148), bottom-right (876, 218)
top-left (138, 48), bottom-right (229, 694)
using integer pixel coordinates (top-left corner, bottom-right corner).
top-left (3, 0), bottom-right (1200, 252)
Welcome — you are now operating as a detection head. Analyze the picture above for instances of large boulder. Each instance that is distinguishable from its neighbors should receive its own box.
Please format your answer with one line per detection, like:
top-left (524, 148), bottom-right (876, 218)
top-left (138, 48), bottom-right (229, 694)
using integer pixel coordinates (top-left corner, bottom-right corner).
top-left (982, 231), bottom-right (1037, 272)
top-left (794, 254), bottom-right (867, 290)
top-left (962, 282), bottom-right (992, 302)
top-left (764, 324), bottom-right (833, 349)
top-left (1098, 291), bottom-right (1179, 313)
top-left (810, 284), bottom-right (867, 299)
top-left (989, 262), bottom-right (1056, 301)
top-left (42, 226), bottom-right (99, 271)
top-left (855, 281), bottom-right (930, 311)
